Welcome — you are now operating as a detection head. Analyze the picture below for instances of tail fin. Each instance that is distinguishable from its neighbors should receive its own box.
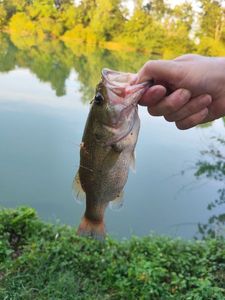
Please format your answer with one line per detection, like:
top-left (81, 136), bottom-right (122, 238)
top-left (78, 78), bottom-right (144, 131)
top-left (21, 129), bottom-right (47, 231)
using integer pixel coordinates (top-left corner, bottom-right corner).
top-left (77, 216), bottom-right (106, 241)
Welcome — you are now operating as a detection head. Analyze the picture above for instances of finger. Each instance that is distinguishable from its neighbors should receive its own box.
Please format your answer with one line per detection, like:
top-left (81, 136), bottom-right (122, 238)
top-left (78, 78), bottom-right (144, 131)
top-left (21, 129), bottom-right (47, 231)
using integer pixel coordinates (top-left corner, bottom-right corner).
top-left (129, 73), bottom-right (138, 85)
top-left (176, 108), bottom-right (209, 130)
top-left (148, 89), bottom-right (191, 116)
top-left (139, 85), bottom-right (167, 106)
top-left (200, 98), bottom-right (225, 123)
top-left (136, 60), bottom-right (183, 86)
top-left (173, 54), bottom-right (203, 62)
top-left (164, 94), bottom-right (212, 122)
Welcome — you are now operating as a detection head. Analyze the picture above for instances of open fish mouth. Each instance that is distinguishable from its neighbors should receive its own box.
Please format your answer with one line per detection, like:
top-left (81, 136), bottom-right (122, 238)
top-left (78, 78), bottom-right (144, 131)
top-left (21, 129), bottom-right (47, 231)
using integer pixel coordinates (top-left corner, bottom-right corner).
top-left (102, 68), bottom-right (135, 88)
top-left (101, 68), bottom-right (152, 105)
top-left (100, 68), bottom-right (152, 147)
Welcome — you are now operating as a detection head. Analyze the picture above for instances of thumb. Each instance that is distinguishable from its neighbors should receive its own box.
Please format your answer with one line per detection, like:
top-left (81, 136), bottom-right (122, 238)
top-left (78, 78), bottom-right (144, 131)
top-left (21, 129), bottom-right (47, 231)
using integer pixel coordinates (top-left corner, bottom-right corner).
top-left (136, 60), bottom-right (181, 86)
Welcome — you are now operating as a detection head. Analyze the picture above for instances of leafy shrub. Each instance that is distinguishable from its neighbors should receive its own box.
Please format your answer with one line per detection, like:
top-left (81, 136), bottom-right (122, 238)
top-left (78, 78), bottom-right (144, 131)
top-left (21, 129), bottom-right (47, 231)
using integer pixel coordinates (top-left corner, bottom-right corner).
top-left (0, 207), bottom-right (225, 299)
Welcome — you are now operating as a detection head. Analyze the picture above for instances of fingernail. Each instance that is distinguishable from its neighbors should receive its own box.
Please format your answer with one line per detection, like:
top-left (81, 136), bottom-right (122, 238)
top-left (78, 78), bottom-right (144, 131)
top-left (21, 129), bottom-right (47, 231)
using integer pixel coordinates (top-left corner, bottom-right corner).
top-left (180, 89), bottom-right (191, 98)
top-left (202, 95), bottom-right (212, 105)
top-left (201, 107), bottom-right (209, 117)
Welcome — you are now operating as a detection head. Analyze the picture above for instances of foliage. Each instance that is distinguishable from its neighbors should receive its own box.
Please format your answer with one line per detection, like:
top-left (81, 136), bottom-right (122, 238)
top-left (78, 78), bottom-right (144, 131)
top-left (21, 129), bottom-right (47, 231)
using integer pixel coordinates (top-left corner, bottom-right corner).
top-left (9, 12), bottom-right (36, 37)
top-left (0, 0), bottom-right (224, 52)
top-left (0, 4), bottom-right (7, 29)
top-left (162, 3), bottom-right (195, 57)
top-left (0, 34), bottom-right (17, 72)
top-left (196, 37), bottom-right (225, 56)
top-left (62, 24), bottom-right (97, 44)
top-left (119, 5), bottom-right (166, 53)
top-left (89, 0), bottom-right (125, 42)
top-left (0, 33), bottom-right (149, 100)
top-left (0, 206), bottom-right (225, 299)
top-left (198, 0), bottom-right (225, 42)
top-left (194, 137), bottom-right (225, 239)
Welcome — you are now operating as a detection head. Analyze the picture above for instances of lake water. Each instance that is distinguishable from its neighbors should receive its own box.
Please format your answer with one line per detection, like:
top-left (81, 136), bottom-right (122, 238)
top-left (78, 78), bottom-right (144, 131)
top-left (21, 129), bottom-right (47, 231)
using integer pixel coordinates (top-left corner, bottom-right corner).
top-left (0, 34), bottom-right (225, 239)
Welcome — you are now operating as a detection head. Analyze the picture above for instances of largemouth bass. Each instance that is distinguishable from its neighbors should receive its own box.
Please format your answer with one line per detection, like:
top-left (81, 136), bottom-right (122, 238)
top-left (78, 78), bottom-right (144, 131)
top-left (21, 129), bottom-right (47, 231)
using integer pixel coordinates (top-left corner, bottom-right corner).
top-left (74, 68), bottom-right (150, 239)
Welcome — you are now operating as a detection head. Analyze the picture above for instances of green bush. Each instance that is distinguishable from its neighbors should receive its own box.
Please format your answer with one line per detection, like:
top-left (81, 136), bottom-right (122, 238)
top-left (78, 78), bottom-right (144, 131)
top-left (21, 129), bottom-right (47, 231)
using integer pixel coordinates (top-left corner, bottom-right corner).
top-left (0, 207), bottom-right (225, 299)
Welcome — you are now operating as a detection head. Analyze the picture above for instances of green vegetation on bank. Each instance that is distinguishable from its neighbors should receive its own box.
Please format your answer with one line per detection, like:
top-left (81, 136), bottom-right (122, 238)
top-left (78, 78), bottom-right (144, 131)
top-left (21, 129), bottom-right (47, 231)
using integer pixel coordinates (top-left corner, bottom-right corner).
top-left (0, 0), bottom-right (225, 55)
top-left (1, 207), bottom-right (225, 299)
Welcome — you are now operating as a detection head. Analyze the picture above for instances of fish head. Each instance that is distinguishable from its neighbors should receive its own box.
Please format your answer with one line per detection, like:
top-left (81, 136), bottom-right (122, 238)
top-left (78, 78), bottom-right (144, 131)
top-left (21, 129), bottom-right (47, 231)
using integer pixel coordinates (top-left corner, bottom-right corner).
top-left (91, 68), bottom-right (151, 146)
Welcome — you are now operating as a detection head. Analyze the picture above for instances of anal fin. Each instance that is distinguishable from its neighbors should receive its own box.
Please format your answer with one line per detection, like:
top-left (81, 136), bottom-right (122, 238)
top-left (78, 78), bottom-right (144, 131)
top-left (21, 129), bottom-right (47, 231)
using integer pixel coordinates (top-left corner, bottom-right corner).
top-left (109, 191), bottom-right (124, 210)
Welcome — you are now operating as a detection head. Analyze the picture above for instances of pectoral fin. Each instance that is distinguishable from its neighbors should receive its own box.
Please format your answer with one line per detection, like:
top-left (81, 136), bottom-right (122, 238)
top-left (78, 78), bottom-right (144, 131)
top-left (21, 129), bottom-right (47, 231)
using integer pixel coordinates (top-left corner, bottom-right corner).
top-left (111, 142), bottom-right (124, 153)
top-left (72, 171), bottom-right (85, 204)
top-left (130, 151), bottom-right (136, 172)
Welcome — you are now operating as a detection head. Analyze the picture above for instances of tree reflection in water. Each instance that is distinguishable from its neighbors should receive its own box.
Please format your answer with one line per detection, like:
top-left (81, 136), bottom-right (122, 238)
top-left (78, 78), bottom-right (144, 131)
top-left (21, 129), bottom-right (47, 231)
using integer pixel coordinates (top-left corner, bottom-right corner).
top-left (0, 33), bottom-right (149, 101)
top-left (194, 136), bottom-right (225, 239)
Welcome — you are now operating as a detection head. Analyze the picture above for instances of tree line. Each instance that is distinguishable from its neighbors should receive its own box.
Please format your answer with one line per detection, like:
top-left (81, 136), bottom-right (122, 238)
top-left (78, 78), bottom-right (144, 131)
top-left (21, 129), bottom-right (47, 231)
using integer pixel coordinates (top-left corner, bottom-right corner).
top-left (0, 0), bottom-right (225, 55)
top-left (0, 33), bottom-right (149, 99)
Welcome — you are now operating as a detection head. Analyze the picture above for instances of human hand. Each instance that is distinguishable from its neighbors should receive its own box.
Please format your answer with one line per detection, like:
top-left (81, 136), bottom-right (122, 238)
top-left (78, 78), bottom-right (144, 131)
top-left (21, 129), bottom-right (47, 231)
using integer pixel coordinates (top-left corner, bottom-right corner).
top-left (134, 54), bottom-right (225, 129)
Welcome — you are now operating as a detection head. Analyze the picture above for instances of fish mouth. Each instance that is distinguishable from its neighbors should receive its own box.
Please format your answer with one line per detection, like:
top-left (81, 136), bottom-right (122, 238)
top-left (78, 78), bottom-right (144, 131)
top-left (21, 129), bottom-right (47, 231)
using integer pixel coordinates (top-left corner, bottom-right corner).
top-left (101, 68), bottom-right (151, 147)
top-left (101, 68), bottom-right (152, 106)
top-left (102, 68), bottom-right (134, 88)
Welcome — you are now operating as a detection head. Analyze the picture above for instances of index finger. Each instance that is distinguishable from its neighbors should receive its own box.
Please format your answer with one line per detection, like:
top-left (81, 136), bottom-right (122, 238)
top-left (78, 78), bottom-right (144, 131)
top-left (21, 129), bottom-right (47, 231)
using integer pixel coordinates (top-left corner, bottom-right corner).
top-left (136, 60), bottom-right (183, 86)
top-left (139, 85), bottom-right (167, 106)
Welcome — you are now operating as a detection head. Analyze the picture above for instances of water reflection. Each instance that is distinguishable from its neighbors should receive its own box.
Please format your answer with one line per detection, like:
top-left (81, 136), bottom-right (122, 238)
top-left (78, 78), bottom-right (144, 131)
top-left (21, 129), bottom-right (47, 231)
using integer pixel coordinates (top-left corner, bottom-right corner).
top-left (1, 32), bottom-right (225, 239)
top-left (0, 33), bottom-right (149, 101)
top-left (194, 137), bottom-right (225, 239)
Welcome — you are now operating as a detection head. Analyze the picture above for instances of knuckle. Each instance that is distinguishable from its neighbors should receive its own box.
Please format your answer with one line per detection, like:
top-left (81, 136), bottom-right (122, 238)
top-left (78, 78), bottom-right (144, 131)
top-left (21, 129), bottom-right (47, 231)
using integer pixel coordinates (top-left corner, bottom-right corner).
top-left (183, 107), bottom-right (191, 117)
top-left (140, 60), bottom-right (154, 81)
top-left (177, 89), bottom-right (191, 102)
top-left (176, 54), bottom-right (200, 61)
top-left (165, 89), bottom-right (190, 114)
top-left (147, 106), bottom-right (160, 116)
top-left (145, 60), bottom-right (154, 71)
top-left (165, 102), bottom-right (176, 114)
top-left (172, 64), bottom-right (186, 84)
top-left (176, 108), bottom-right (208, 130)
top-left (183, 95), bottom-right (209, 116)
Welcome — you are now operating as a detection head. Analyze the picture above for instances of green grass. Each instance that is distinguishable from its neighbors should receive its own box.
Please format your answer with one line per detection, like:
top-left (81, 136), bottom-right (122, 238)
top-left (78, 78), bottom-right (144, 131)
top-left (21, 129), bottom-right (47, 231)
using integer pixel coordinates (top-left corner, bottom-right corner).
top-left (0, 207), bottom-right (225, 299)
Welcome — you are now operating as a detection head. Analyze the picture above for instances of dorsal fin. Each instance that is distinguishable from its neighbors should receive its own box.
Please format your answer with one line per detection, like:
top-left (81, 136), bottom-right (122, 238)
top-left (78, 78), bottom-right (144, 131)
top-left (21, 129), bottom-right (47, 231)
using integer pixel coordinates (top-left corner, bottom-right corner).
top-left (72, 171), bottom-right (85, 204)
top-left (109, 191), bottom-right (124, 210)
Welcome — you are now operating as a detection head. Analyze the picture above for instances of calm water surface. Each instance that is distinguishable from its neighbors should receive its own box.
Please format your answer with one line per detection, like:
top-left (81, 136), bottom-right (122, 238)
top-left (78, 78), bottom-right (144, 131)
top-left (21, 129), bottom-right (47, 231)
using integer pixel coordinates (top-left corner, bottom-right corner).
top-left (0, 35), bottom-right (224, 239)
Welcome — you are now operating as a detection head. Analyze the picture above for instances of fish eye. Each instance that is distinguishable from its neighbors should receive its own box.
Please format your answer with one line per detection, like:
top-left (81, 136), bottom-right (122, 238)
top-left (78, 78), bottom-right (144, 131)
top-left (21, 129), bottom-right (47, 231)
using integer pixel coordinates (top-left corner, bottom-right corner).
top-left (94, 92), bottom-right (104, 105)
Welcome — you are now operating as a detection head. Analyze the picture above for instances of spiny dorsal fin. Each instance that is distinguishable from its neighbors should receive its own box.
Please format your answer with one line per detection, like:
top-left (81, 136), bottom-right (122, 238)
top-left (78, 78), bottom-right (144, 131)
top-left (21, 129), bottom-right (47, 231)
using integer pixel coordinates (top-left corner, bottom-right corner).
top-left (109, 191), bottom-right (124, 210)
top-left (72, 171), bottom-right (85, 204)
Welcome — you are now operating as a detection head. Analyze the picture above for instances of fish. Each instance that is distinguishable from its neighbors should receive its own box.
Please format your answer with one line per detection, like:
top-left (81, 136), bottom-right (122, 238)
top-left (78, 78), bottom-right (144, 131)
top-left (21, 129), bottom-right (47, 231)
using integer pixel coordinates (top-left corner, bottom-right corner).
top-left (74, 68), bottom-right (150, 240)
